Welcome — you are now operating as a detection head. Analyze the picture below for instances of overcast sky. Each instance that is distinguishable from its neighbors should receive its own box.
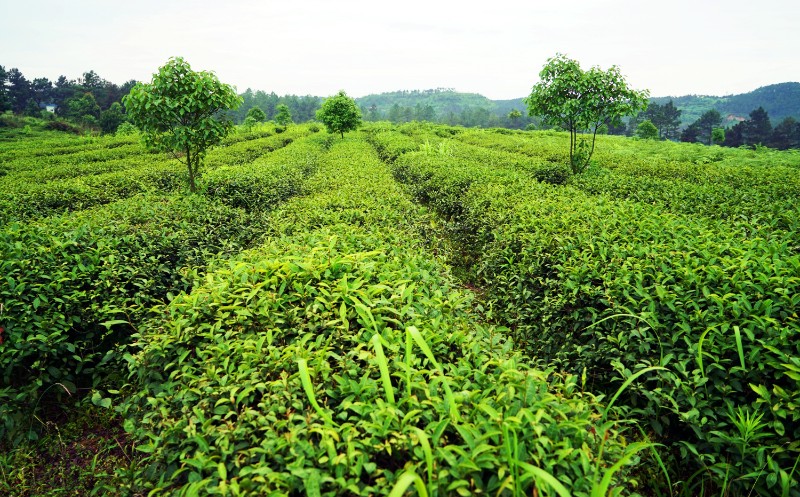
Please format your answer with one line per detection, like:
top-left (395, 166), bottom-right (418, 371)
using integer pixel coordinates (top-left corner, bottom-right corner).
top-left (2, 0), bottom-right (797, 100)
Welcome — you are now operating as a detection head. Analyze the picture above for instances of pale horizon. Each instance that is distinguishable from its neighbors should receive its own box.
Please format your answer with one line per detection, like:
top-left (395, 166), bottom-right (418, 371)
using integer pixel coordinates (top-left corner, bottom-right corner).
top-left (2, 0), bottom-right (798, 100)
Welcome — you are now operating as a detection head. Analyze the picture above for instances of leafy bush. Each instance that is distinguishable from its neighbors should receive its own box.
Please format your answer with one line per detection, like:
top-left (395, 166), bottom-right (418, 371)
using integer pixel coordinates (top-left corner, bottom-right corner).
top-left (0, 193), bottom-right (288, 445)
top-left (121, 138), bottom-right (642, 495)
top-left (43, 120), bottom-right (82, 134)
top-left (202, 135), bottom-right (323, 210)
top-left (392, 141), bottom-right (800, 496)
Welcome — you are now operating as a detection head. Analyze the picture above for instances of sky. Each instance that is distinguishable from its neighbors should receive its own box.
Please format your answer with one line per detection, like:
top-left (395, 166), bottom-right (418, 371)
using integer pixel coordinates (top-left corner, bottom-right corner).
top-left (1, 0), bottom-right (798, 100)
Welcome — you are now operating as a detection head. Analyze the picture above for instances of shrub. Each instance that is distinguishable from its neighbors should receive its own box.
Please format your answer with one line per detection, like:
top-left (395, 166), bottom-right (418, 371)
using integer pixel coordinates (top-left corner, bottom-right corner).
top-left (121, 139), bottom-right (641, 495)
top-left (0, 194), bottom-right (282, 445)
top-left (391, 141), bottom-right (800, 496)
top-left (44, 120), bottom-right (82, 134)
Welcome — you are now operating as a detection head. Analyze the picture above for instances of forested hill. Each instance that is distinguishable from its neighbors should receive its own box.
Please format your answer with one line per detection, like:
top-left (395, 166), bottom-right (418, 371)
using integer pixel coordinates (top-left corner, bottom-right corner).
top-left (354, 89), bottom-right (529, 126)
top-left (650, 82), bottom-right (800, 126)
top-left (356, 89), bottom-right (498, 116)
top-left (355, 82), bottom-right (799, 128)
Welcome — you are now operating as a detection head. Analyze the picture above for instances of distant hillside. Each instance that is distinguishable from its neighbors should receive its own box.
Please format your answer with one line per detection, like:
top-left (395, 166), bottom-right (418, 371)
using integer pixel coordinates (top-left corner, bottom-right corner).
top-left (353, 82), bottom-right (799, 129)
top-left (651, 82), bottom-right (800, 127)
top-left (356, 89), bottom-right (505, 116)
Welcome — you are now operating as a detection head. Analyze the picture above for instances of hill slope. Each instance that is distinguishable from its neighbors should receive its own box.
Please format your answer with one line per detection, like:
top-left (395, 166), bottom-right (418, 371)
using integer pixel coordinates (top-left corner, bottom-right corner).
top-left (650, 82), bottom-right (800, 125)
top-left (355, 82), bottom-right (800, 128)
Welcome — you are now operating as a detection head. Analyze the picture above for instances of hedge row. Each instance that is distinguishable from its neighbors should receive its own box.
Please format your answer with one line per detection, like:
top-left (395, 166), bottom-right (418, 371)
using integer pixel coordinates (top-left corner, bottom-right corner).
top-left (202, 133), bottom-right (324, 211)
top-left (0, 135), bottom-right (324, 444)
top-left (121, 137), bottom-right (642, 496)
top-left (0, 128), bottom-right (310, 225)
top-left (391, 145), bottom-right (800, 496)
top-left (569, 167), bottom-right (800, 243)
top-left (455, 128), bottom-right (800, 245)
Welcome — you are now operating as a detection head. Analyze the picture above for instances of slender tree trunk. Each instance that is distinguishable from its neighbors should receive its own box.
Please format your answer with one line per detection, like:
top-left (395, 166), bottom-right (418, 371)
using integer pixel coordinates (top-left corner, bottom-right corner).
top-left (588, 125), bottom-right (599, 169)
top-left (186, 147), bottom-right (196, 193)
top-left (569, 126), bottom-right (575, 173)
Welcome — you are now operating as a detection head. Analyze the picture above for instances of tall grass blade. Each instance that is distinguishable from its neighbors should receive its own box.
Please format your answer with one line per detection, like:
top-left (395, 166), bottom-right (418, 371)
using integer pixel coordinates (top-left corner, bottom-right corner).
top-left (603, 366), bottom-right (666, 421)
top-left (697, 327), bottom-right (713, 379)
top-left (637, 426), bottom-right (672, 496)
top-left (411, 427), bottom-right (434, 494)
top-left (297, 358), bottom-right (334, 426)
top-left (733, 325), bottom-right (746, 370)
top-left (407, 326), bottom-right (460, 422)
top-left (517, 462), bottom-right (572, 497)
top-left (388, 471), bottom-right (429, 497)
top-left (371, 334), bottom-right (396, 405)
top-left (590, 442), bottom-right (651, 497)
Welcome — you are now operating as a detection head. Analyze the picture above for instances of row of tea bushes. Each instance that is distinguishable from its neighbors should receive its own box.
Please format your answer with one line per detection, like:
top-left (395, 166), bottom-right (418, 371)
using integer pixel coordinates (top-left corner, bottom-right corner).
top-left (0, 138), bottom-right (326, 445)
top-left (0, 195), bottom-right (267, 445)
top-left (390, 145), bottom-right (800, 496)
top-left (202, 133), bottom-right (325, 211)
top-left (0, 128), bottom-right (311, 225)
top-left (0, 133), bottom-right (138, 163)
top-left (569, 167), bottom-right (800, 244)
top-left (456, 129), bottom-right (800, 232)
top-left (0, 159), bottom-right (186, 224)
top-left (121, 137), bottom-right (643, 496)
top-left (203, 124), bottom-right (312, 169)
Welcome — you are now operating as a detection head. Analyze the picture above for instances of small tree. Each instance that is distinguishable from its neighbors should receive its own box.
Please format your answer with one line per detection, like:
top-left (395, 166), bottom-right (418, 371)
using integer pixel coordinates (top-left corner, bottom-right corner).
top-left (99, 102), bottom-right (125, 134)
top-left (636, 119), bottom-right (659, 140)
top-left (246, 106), bottom-right (267, 123)
top-left (316, 90), bottom-right (362, 138)
top-left (525, 54), bottom-right (648, 173)
top-left (274, 103), bottom-right (293, 128)
top-left (508, 108), bottom-right (522, 128)
top-left (711, 127), bottom-right (725, 145)
top-left (123, 57), bottom-right (242, 192)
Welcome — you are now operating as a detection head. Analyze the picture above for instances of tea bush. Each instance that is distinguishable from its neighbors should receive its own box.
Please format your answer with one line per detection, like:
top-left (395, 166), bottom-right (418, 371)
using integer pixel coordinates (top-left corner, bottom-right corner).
top-left (0, 129), bottom-right (308, 225)
top-left (0, 163), bottom-right (317, 445)
top-left (122, 138), bottom-right (643, 496)
top-left (202, 135), bottom-right (323, 211)
top-left (392, 144), bottom-right (800, 496)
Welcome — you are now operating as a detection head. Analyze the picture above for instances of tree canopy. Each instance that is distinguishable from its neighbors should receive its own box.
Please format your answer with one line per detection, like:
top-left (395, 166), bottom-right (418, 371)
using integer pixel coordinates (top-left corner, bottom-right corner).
top-left (316, 90), bottom-right (362, 138)
top-left (525, 54), bottom-right (649, 172)
top-left (274, 103), bottom-right (293, 128)
top-left (123, 57), bottom-right (242, 192)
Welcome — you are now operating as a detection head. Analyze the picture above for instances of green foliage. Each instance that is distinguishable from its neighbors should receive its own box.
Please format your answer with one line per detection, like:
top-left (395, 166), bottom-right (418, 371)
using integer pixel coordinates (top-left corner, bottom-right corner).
top-left (123, 57), bottom-right (242, 192)
top-left (635, 120), bottom-right (659, 140)
top-left (245, 105), bottom-right (266, 123)
top-left (274, 103), bottom-right (293, 128)
top-left (316, 90), bottom-right (362, 138)
top-left (5, 119), bottom-right (800, 495)
top-left (525, 54), bottom-right (649, 173)
top-left (99, 102), bottom-right (125, 135)
top-left (121, 139), bottom-right (639, 496)
top-left (202, 134), bottom-right (322, 210)
top-left (114, 121), bottom-right (137, 137)
top-left (711, 127), bottom-right (725, 145)
top-left (0, 193), bottom-right (276, 445)
top-left (389, 132), bottom-right (800, 496)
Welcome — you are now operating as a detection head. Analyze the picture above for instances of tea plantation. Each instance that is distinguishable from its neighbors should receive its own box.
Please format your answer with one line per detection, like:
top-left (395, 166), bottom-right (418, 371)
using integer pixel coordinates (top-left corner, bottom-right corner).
top-left (1, 122), bottom-right (798, 496)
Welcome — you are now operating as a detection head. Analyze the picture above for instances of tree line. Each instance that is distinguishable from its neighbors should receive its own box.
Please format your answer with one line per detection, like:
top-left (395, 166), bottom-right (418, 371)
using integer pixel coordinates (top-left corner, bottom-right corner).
top-left (0, 65), bottom-right (135, 133)
top-left (680, 107), bottom-right (800, 150)
top-left (613, 100), bottom-right (800, 151)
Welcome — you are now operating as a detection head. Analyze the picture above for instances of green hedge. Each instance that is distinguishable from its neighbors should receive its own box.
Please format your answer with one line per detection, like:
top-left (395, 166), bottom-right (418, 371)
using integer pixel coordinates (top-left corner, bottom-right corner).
top-left (392, 146), bottom-right (800, 496)
top-left (121, 138), bottom-right (642, 496)
top-left (0, 128), bottom-right (310, 225)
top-left (202, 134), bottom-right (323, 211)
top-left (0, 189), bottom-right (310, 445)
